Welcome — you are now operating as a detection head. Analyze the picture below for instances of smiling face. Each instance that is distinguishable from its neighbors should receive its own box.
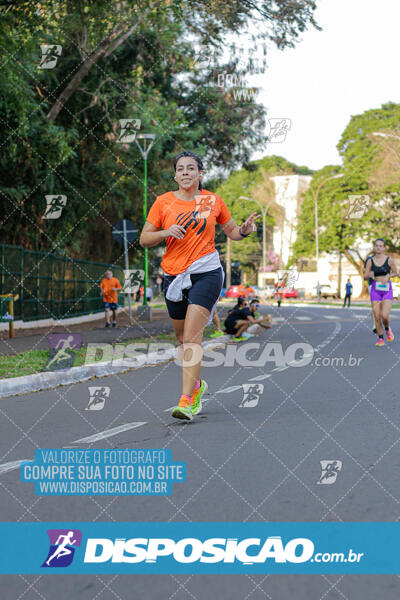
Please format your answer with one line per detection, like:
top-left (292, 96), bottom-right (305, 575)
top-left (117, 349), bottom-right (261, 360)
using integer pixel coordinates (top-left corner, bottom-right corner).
top-left (374, 239), bottom-right (385, 255)
top-left (175, 156), bottom-right (203, 191)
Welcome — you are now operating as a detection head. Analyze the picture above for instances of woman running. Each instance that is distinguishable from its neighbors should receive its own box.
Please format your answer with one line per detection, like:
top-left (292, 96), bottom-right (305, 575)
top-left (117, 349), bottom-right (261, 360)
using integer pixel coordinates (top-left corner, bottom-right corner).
top-left (363, 253), bottom-right (377, 334)
top-left (364, 238), bottom-right (398, 346)
top-left (139, 151), bottom-right (260, 420)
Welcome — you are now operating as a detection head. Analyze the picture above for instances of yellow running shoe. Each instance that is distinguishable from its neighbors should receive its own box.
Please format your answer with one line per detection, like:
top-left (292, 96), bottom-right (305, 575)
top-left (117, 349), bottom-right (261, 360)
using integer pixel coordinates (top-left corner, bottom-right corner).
top-left (171, 395), bottom-right (193, 421)
top-left (376, 337), bottom-right (385, 347)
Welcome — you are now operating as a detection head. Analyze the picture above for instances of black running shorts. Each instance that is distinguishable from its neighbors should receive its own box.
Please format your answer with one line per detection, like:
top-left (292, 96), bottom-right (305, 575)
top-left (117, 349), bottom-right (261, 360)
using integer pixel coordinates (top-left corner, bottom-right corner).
top-left (163, 268), bottom-right (223, 320)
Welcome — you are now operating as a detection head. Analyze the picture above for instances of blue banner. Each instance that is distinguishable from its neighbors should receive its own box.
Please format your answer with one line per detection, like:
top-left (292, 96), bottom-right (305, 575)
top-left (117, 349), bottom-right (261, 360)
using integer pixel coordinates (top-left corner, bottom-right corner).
top-left (0, 522), bottom-right (398, 574)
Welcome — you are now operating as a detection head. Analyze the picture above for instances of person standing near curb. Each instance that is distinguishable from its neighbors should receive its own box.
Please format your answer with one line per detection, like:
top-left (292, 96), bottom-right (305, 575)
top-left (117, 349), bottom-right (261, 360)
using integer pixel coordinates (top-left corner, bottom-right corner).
top-left (100, 270), bottom-right (122, 328)
top-left (140, 150), bottom-right (260, 421)
top-left (343, 278), bottom-right (353, 307)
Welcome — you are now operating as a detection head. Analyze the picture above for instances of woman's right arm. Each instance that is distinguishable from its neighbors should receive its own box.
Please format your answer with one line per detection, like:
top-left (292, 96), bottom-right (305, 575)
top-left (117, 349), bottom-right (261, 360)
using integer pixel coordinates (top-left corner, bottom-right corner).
top-left (139, 221), bottom-right (186, 248)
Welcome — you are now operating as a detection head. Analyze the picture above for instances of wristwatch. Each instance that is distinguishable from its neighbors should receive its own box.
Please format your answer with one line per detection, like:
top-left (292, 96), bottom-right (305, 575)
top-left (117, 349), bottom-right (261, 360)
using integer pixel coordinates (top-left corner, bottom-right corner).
top-left (239, 225), bottom-right (250, 238)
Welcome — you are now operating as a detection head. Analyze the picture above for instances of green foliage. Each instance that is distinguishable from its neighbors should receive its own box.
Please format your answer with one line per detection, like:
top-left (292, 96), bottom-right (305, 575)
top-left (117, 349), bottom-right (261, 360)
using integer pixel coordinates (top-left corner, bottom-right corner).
top-left (0, 0), bottom-right (319, 271)
top-left (293, 103), bottom-right (400, 269)
top-left (216, 155), bottom-right (313, 271)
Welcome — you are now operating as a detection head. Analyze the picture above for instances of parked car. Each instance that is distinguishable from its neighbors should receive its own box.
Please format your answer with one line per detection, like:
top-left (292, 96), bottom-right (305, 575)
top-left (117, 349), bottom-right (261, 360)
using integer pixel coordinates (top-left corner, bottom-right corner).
top-left (282, 287), bottom-right (298, 299)
top-left (245, 286), bottom-right (255, 297)
top-left (317, 285), bottom-right (339, 299)
top-left (225, 285), bottom-right (249, 298)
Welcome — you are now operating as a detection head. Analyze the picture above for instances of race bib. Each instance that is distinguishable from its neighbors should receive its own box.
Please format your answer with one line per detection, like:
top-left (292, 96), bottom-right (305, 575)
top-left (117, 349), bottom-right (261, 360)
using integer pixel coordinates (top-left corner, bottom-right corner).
top-left (376, 282), bottom-right (390, 291)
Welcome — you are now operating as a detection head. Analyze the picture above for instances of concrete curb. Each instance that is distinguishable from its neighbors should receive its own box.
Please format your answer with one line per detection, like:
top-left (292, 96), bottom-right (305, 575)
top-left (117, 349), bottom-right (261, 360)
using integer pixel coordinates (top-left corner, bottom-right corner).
top-left (0, 336), bottom-right (231, 400)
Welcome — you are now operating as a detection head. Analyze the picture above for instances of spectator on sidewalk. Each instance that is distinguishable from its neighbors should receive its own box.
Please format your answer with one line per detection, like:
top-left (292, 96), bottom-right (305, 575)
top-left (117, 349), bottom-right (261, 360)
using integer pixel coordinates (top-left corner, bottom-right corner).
top-left (343, 278), bottom-right (353, 308)
top-left (100, 270), bottom-right (122, 328)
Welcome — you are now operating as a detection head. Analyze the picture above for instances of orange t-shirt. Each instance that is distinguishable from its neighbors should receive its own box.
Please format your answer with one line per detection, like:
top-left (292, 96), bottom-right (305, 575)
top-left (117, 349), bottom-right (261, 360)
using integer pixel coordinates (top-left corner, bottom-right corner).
top-left (100, 277), bottom-right (121, 303)
top-left (146, 190), bottom-right (231, 275)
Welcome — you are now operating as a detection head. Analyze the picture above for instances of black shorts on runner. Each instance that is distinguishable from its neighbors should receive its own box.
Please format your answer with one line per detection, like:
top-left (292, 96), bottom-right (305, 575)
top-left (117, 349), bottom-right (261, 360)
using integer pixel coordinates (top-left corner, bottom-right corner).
top-left (163, 267), bottom-right (223, 320)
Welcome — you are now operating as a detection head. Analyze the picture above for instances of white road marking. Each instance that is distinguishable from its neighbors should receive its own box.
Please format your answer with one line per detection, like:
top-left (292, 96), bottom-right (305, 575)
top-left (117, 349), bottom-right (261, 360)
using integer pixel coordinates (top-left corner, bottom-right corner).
top-left (249, 374), bottom-right (271, 381)
top-left (70, 422), bottom-right (146, 444)
top-left (324, 315), bottom-right (339, 319)
top-left (274, 317), bottom-right (285, 322)
top-left (216, 385), bottom-right (243, 394)
top-left (0, 459), bottom-right (27, 475)
top-left (295, 316), bottom-right (311, 320)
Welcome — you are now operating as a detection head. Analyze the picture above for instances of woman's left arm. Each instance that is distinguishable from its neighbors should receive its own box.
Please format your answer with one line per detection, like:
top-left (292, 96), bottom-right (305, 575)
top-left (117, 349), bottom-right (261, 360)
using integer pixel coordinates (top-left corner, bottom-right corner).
top-left (220, 212), bottom-right (260, 241)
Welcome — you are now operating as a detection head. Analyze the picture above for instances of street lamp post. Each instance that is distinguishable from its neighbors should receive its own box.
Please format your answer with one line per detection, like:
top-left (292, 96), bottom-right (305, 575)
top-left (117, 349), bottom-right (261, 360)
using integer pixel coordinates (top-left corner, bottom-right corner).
top-left (135, 134), bottom-right (155, 311)
top-left (240, 195), bottom-right (268, 274)
top-left (310, 173), bottom-right (344, 301)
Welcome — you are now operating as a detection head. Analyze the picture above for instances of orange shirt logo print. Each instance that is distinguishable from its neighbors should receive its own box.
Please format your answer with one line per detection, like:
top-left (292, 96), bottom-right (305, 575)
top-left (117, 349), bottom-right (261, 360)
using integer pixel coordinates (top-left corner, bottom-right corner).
top-left (195, 194), bottom-right (216, 218)
top-left (175, 195), bottom-right (216, 236)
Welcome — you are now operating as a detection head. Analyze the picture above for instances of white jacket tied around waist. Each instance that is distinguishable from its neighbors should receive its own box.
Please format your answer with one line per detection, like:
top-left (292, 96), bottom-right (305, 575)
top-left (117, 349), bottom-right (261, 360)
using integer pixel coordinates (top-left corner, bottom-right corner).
top-left (164, 250), bottom-right (222, 302)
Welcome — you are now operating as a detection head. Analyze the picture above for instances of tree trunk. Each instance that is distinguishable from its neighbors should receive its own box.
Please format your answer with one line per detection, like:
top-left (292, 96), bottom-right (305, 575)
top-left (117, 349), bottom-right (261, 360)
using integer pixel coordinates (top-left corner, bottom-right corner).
top-left (337, 251), bottom-right (342, 298)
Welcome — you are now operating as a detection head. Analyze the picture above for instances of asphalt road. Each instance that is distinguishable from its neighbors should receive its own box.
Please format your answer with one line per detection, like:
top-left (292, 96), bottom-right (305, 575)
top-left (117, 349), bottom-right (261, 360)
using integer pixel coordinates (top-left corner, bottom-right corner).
top-left (1, 304), bottom-right (400, 599)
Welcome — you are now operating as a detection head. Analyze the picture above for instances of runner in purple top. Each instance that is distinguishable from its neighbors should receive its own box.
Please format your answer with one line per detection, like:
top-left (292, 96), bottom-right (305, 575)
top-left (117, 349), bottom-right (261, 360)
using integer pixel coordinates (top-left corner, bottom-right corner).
top-left (364, 239), bottom-right (398, 346)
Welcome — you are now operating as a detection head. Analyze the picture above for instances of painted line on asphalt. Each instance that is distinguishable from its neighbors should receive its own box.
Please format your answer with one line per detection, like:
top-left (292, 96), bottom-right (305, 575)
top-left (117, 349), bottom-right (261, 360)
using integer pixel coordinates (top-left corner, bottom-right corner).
top-left (249, 374), bottom-right (272, 382)
top-left (216, 385), bottom-right (243, 394)
top-left (0, 459), bottom-right (27, 475)
top-left (69, 422), bottom-right (146, 444)
top-left (295, 316), bottom-right (311, 320)
top-left (324, 315), bottom-right (340, 319)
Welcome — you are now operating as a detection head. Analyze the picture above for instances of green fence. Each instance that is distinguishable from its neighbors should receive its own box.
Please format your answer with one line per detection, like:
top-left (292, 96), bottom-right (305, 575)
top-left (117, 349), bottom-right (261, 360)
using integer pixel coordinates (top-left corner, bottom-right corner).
top-left (0, 244), bottom-right (124, 321)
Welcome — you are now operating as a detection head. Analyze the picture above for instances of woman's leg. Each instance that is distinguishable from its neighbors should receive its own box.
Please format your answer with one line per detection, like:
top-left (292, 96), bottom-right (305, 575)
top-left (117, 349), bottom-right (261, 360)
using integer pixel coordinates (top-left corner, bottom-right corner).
top-left (170, 318), bottom-right (185, 365)
top-left (372, 301), bottom-right (383, 335)
top-left (181, 304), bottom-right (210, 397)
top-left (234, 319), bottom-right (250, 337)
top-left (381, 299), bottom-right (392, 330)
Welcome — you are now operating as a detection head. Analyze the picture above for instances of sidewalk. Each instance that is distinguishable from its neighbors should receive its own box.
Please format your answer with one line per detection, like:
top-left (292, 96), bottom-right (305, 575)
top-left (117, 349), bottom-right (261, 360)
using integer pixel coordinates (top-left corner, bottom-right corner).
top-left (0, 304), bottom-right (233, 356)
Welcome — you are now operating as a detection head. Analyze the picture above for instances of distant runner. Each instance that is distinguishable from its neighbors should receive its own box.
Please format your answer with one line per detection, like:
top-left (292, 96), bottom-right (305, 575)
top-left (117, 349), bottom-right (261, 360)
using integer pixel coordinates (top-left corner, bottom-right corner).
top-left (363, 253), bottom-right (377, 334)
top-left (364, 238), bottom-right (398, 346)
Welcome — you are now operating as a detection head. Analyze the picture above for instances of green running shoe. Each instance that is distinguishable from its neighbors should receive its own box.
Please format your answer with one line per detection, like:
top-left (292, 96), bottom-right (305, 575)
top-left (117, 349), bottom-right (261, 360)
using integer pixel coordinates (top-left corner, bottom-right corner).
top-left (191, 380), bottom-right (208, 416)
top-left (209, 330), bottom-right (224, 338)
top-left (171, 395), bottom-right (193, 421)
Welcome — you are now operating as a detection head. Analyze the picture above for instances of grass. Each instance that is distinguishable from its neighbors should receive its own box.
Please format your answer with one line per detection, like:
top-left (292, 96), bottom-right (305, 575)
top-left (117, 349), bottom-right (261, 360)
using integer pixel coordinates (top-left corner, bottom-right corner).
top-left (1, 326), bottom-right (217, 379)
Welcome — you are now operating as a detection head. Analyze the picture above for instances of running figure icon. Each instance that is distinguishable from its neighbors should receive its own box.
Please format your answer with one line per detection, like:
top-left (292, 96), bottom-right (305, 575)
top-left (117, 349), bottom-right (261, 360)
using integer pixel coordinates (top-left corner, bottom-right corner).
top-left (45, 531), bottom-right (77, 566)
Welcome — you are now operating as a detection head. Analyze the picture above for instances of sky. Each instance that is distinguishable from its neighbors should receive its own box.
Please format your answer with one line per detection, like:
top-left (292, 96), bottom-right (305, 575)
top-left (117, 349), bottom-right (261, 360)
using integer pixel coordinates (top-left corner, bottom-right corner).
top-left (246, 0), bottom-right (400, 171)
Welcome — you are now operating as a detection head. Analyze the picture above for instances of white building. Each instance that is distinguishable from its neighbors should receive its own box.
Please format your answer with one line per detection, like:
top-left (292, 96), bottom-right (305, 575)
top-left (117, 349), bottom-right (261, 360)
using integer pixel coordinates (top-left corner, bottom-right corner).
top-left (257, 174), bottom-right (370, 298)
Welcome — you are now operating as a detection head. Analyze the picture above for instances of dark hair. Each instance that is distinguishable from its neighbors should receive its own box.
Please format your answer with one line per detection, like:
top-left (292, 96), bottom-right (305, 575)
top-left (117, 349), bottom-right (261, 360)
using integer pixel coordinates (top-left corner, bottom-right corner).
top-left (173, 151), bottom-right (204, 190)
top-left (374, 238), bottom-right (386, 246)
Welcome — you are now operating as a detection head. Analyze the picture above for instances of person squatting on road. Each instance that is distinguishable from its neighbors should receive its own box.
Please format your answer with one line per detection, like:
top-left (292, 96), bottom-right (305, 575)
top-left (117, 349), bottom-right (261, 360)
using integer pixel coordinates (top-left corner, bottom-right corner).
top-left (139, 151), bottom-right (260, 420)
top-left (364, 238), bottom-right (398, 347)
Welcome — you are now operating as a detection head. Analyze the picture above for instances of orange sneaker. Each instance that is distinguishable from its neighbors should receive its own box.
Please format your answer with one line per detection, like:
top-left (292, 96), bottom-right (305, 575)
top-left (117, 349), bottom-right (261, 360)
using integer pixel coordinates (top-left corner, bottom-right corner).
top-left (171, 394), bottom-right (193, 421)
top-left (376, 337), bottom-right (385, 347)
top-left (386, 328), bottom-right (394, 342)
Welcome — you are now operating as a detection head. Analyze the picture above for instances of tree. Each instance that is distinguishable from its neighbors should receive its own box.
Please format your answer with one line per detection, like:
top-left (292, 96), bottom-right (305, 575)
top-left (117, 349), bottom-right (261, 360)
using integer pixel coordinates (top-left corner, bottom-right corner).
top-left (216, 155), bottom-right (313, 280)
top-left (293, 103), bottom-right (400, 295)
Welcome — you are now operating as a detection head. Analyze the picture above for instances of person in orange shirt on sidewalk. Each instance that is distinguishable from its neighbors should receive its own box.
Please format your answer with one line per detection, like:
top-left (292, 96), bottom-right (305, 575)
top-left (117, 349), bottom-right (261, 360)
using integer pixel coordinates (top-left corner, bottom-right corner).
top-left (140, 150), bottom-right (260, 421)
top-left (100, 270), bottom-right (122, 328)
